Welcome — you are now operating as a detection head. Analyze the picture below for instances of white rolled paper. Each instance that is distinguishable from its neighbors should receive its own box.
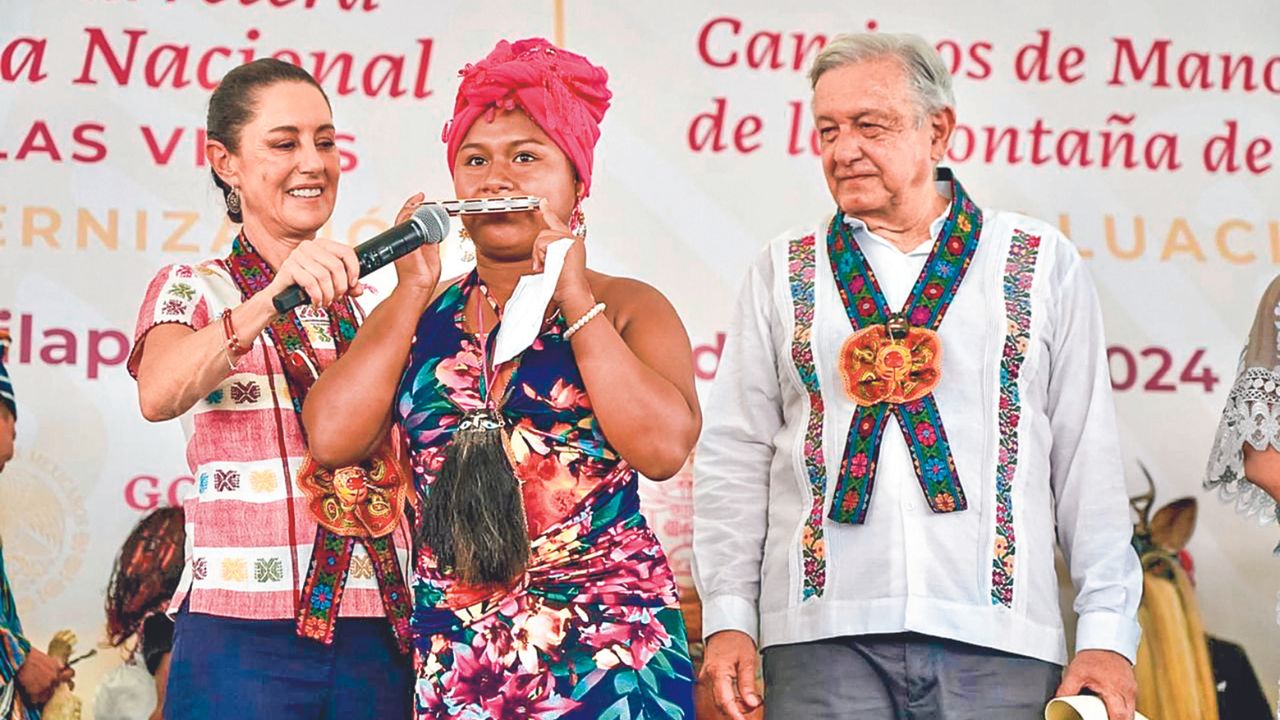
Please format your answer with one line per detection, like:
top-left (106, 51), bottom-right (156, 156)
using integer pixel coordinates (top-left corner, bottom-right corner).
top-left (1045, 696), bottom-right (1150, 720)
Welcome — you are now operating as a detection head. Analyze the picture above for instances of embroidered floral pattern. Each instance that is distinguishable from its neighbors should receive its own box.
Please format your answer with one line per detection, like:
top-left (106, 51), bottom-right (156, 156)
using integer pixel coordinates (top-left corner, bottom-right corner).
top-left (213, 469), bottom-right (240, 492)
top-left (825, 180), bottom-right (983, 524)
top-left (254, 557), bottom-right (284, 583)
top-left (350, 554), bottom-right (376, 580)
top-left (788, 234), bottom-right (828, 600)
top-left (229, 381), bottom-right (261, 404)
top-left (221, 558), bottom-right (248, 583)
top-left (990, 230), bottom-right (1041, 608)
top-left (297, 534), bottom-right (361, 644)
top-left (301, 315), bottom-right (333, 344)
top-left (249, 469), bottom-right (277, 493)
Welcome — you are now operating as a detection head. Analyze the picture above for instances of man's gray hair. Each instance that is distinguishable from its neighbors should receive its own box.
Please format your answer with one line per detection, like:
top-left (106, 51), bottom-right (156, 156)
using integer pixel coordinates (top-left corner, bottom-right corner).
top-left (808, 33), bottom-right (956, 116)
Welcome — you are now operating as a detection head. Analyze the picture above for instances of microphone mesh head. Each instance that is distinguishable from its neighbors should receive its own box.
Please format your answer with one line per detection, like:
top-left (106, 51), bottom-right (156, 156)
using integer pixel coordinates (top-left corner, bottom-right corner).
top-left (411, 203), bottom-right (450, 244)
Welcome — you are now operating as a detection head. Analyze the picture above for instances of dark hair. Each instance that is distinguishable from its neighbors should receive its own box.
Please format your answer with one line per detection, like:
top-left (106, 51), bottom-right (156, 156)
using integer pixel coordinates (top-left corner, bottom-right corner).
top-left (105, 507), bottom-right (186, 647)
top-left (207, 58), bottom-right (331, 223)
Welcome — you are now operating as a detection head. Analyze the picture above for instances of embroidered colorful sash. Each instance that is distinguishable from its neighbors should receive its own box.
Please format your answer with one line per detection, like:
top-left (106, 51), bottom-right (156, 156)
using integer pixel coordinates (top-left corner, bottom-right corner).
top-left (227, 236), bottom-right (412, 653)
top-left (826, 179), bottom-right (983, 524)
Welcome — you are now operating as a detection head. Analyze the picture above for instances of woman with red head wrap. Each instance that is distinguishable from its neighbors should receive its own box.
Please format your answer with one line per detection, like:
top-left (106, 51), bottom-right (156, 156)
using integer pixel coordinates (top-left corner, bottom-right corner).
top-left (306, 38), bottom-right (700, 718)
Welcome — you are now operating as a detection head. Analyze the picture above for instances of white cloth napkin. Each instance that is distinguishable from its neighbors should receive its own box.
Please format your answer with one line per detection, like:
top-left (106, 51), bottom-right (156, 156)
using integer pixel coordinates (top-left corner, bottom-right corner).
top-left (1045, 696), bottom-right (1150, 720)
top-left (492, 238), bottom-right (574, 365)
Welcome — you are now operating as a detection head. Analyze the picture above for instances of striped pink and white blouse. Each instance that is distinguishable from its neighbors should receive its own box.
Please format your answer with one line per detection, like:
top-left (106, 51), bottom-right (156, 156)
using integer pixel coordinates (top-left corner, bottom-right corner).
top-left (129, 259), bottom-right (411, 621)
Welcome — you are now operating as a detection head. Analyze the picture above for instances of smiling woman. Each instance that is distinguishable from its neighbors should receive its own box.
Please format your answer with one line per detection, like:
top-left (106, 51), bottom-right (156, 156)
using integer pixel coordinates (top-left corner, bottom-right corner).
top-left (126, 58), bottom-right (414, 719)
top-left (206, 80), bottom-right (341, 244)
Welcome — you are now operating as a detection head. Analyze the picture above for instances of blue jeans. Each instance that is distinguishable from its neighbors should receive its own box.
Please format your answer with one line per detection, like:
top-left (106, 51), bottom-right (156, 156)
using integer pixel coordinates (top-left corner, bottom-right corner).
top-left (164, 606), bottom-right (413, 720)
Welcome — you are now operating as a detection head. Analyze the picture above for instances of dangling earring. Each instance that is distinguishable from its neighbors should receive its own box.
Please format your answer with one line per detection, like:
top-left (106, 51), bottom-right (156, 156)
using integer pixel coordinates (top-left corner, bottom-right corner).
top-left (457, 225), bottom-right (475, 263)
top-left (226, 187), bottom-right (241, 216)
top-left (569, 202), bottom-right (587, 241)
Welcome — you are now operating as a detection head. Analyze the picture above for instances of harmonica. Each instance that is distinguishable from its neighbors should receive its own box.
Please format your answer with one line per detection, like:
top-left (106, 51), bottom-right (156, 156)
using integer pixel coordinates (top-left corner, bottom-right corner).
top-left (418, 196), bottom-right (542, 216)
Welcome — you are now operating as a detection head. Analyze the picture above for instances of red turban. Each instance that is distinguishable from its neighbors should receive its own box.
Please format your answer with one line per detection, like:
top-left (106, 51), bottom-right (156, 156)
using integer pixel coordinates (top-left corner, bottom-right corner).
top-left (443, 38), bottom-right (612, 197)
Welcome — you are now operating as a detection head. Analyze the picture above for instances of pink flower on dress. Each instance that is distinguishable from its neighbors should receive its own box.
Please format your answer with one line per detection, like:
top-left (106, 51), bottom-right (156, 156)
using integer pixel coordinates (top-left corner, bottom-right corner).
top-left (481, 670), bottom-right (579, 719)
top-left (517, 450), bottom-right (590, 536)
top-left (478, 599), bottom-right (574, 675)
top-left (582, 607), bottom-right (671, 670)
top-left (517, 453), bottom-right (564, 485)
top-left (522, 379), bottom-right (592, 412)
top-left (545, 379), bottom-right (591, 411)
top-left (412, 447), bottom-right (448, 478)
top-left (445, 642), bottom-right (507, 707)
top-left (434, 339), bottom-right (485, 409)
top-left (513, 603), bottom-right (571, 659)
top-left (474, 615), bottom-right (518, 667)
top-left (415, 678), bottom-right (459, 719)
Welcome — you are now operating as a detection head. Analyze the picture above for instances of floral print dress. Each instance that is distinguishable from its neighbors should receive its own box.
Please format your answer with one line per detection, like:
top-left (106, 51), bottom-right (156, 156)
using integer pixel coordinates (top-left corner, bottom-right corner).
top-left (397, 272), bottom-right (693, 720)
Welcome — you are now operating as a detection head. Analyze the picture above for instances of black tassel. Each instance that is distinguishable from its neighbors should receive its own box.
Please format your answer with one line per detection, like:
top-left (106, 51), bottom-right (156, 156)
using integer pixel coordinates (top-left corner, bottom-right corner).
top-left (417, 408), bottom-right (530, 586)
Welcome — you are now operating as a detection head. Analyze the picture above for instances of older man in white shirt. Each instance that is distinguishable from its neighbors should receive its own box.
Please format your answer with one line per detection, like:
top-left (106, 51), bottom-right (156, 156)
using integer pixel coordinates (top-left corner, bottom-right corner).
top-left (693, 33), bottom-right (1142, 720)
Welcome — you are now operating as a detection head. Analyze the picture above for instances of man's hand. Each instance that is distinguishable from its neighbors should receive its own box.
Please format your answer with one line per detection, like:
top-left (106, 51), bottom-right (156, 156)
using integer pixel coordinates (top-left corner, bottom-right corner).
top-left (1056, 649), bottom-right (1137, 720)
top-left (16, 649), bottom-right (73, 707)
top-left (699, 630), bottom-right (762, 720)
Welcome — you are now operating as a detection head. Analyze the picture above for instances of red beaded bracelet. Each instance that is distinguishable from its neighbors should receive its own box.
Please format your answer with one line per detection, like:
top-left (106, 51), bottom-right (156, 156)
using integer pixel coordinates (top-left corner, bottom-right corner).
top-left (221, 309), bottom-right (251, 356)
